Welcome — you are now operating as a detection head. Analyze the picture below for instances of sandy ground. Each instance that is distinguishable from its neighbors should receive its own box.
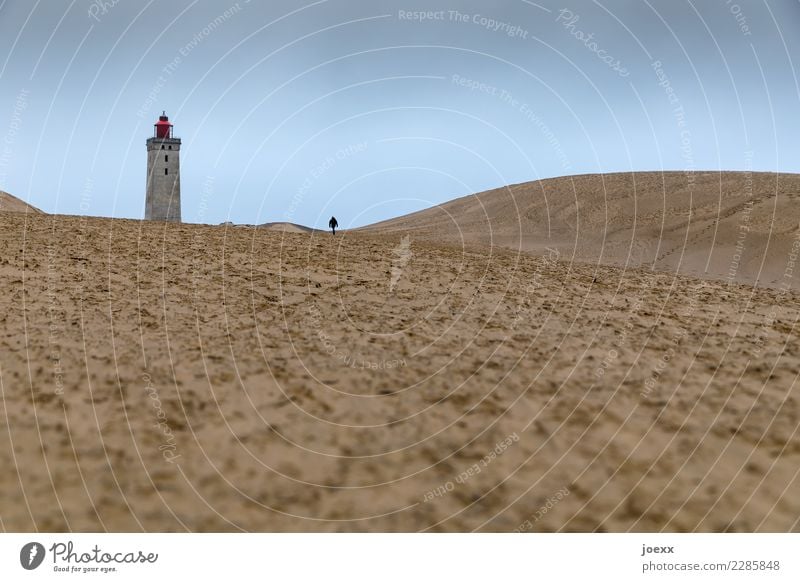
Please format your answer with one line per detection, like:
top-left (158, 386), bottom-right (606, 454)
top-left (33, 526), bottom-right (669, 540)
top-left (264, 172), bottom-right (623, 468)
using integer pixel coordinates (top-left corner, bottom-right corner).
top-left (1, 196), bottom-right (799, 532)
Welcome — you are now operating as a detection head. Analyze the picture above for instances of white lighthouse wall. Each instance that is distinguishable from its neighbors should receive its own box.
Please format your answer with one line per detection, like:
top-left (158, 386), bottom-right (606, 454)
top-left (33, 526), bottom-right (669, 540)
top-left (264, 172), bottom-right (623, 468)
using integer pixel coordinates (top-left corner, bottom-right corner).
top-left (145, 138), bottom-right (181, 222)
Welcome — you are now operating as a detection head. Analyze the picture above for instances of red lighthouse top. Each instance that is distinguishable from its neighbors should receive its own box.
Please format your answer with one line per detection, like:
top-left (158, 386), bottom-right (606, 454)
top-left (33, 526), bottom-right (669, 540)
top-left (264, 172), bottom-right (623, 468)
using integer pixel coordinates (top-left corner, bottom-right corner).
top-left (154, 111), bottom-right (173, 139)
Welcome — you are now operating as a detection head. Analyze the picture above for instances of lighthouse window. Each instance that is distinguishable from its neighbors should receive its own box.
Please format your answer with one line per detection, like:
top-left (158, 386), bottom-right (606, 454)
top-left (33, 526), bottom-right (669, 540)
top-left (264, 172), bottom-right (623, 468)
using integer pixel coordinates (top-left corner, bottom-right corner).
top-left (165, 168), bottom-right (168, 175)
top-left (165, 155), bottom-right (168, 162)
top-left (161, 145), bottom-right (164, 150)
top-left (168, 146), bottom-right (172, 150)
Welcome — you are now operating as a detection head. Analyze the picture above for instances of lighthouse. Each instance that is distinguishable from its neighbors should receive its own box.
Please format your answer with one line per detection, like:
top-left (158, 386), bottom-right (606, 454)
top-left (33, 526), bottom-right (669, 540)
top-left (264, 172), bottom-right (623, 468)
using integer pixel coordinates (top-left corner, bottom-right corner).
top-left (145, 112), bottom-right (181, 222)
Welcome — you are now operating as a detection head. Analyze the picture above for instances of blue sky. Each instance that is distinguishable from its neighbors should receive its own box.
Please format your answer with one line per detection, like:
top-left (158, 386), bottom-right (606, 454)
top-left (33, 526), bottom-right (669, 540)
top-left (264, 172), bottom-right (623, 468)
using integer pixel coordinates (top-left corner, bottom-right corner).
top-left (1, 0), bottom-right (799, 228)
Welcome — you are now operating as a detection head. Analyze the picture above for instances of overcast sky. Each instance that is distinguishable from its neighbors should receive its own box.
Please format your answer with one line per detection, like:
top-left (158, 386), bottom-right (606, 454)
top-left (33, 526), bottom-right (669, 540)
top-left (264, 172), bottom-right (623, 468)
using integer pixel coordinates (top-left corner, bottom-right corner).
top-left (1, 0), bottom-right (799, 228)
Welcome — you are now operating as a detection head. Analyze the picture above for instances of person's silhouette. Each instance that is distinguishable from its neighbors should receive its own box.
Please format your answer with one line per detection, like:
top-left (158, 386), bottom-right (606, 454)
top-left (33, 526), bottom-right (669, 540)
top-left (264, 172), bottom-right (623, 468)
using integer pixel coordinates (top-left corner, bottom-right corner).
top-left (328, 216), bottom-right (338, 235)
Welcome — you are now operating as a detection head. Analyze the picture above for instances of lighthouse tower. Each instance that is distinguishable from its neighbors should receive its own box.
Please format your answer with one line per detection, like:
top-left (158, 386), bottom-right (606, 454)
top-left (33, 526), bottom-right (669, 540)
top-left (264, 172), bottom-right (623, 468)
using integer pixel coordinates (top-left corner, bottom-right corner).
top-left (145, 112), bottom-right (181, 222)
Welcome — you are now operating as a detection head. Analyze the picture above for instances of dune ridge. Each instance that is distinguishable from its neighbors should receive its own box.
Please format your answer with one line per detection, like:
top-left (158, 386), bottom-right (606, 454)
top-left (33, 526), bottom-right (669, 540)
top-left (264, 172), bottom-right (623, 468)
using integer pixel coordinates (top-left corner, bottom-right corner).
top-left (364, 171), bottom-right (800, 288)
top-left (259, 222), bottom-right (322, 234)
top-left (0, 190), bottom-right (42, 214)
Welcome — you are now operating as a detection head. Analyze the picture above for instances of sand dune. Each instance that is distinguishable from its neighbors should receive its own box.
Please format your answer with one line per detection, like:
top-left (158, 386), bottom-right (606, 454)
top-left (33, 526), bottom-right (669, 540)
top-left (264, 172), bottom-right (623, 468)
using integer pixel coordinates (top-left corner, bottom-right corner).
top-left (0, 190), bottom-right (42, 213)
top-left (365, 171), bottom-right (800, 288)
top-left (1, 206), bottom-right (799, 532)
top-left (259, 222), bottom-right (322, 234)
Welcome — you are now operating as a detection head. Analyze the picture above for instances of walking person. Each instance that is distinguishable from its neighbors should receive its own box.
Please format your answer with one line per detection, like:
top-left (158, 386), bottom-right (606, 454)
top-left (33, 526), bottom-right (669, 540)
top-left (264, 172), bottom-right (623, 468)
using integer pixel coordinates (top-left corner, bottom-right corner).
top-left (328, 216), bottom-right (338, 236)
